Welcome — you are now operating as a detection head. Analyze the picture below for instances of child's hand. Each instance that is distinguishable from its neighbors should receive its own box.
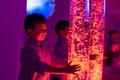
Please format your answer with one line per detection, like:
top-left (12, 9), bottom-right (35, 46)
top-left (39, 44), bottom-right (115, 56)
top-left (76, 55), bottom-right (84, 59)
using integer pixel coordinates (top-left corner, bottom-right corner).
top-left (89, 54), bottom-right (99, 60)
top-left (64, 61), bottom-right (80, 74)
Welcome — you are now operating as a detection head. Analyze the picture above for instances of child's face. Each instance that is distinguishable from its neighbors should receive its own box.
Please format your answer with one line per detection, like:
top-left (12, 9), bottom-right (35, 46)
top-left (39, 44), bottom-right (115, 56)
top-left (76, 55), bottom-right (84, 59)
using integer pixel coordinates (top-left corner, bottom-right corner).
top-left (111, 33), bottom-right (119, 39)
top-left (60, 26), bottom-right (69, 39)
top-left (29, 22), bottom-right (47, 41)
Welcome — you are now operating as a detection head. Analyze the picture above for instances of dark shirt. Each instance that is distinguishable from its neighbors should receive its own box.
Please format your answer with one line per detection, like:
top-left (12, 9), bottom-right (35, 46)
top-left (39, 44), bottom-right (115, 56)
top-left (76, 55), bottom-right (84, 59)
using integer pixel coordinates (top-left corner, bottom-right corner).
top-left (18, 38), bottom-right (51, 80)
top-left (51, 37), bottom-right (68, 80)
top-left (52, 37), bottom-right (68, 67)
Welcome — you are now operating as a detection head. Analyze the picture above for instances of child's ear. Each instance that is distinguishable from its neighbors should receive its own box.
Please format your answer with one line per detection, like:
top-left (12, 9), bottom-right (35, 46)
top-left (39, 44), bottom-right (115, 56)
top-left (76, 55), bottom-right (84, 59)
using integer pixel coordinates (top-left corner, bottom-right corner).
top-left (27, 29), bottom-right (33, 36)
top-left (59, 31), bottom-right (64, 36)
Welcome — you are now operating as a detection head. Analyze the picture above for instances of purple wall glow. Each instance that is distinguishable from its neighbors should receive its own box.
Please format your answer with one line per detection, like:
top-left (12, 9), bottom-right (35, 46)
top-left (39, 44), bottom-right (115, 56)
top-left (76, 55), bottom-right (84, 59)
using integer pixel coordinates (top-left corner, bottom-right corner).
top-left (0, 0), bottom-right (26, 80)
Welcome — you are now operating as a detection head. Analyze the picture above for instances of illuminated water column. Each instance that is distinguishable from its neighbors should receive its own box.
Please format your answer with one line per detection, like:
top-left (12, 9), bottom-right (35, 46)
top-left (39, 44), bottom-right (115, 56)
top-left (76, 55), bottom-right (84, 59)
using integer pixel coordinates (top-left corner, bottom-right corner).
top-left (68, 0), bottom-right (90, 80)
top-left (69, 0), bottom-right (105, 80)
top-left (89, 0), bottom-right (105, 80)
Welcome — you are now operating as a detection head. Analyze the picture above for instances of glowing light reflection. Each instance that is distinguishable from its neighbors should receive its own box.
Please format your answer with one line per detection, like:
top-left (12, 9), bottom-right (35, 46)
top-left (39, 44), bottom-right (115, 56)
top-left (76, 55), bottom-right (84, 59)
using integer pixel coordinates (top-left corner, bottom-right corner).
top-left (26, 0), bottom-right (55, 19)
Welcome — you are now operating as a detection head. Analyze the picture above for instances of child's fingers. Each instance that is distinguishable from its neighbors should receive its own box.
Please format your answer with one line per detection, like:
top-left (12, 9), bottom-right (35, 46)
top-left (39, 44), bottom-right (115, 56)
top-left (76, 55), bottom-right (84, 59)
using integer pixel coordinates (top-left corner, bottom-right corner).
top-left (72, 65), bottom-right (81, 68)
top-left (68, 61), bottom-right (72, 65)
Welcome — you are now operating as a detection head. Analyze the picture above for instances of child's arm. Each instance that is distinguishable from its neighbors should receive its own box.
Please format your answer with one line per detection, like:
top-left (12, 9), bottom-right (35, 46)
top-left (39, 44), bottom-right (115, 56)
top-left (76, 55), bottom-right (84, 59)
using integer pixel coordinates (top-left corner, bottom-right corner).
top-left (21, 47), bottom-right (80, 75)
top-left (46, 61), bottom-right (80, 74)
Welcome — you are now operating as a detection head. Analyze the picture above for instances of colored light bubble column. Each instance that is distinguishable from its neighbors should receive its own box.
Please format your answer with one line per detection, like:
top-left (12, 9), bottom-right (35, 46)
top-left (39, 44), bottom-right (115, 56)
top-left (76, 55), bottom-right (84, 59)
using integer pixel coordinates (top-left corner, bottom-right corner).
top-left (68, 0), bottom-right (90, 80)
top-left (68, 0), bottom-right (105, 80)
top-left (89, 0), bottom-right (105, 80)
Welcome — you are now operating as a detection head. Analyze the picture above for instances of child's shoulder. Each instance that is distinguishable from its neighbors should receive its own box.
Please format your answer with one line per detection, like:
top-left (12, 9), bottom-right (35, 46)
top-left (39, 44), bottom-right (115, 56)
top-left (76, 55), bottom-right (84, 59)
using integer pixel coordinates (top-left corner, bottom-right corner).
top-left (42, 44), bottom-right (49, 49)
top-left (21, 43), bottom-right (37, 52)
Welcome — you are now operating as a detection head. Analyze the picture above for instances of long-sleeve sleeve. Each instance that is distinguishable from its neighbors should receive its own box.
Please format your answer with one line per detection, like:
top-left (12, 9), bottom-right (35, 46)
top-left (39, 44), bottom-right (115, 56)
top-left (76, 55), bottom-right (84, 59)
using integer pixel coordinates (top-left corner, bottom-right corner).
top-left (20, 46), bottom-right (49, 75)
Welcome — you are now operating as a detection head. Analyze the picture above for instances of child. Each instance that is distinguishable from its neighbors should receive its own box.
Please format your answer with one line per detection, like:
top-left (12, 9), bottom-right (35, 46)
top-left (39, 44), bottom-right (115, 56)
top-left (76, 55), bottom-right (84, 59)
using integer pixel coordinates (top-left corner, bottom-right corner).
top-left (51, 20), bottom-right (69, 80)
top-left (18, 14), bottom-right (80, 80)
top-left (105, 30), bottom-right (120, 66)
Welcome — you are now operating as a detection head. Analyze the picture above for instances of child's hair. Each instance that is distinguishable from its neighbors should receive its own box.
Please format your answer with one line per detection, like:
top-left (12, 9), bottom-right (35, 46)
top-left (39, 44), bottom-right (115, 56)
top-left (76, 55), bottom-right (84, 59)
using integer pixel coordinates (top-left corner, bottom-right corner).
top-left (24, 14), bottom-right (47, 34)
top-left (55, 20), bottom-right (69, 35)
top-left (108, 30), bottom-right (118, 36)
